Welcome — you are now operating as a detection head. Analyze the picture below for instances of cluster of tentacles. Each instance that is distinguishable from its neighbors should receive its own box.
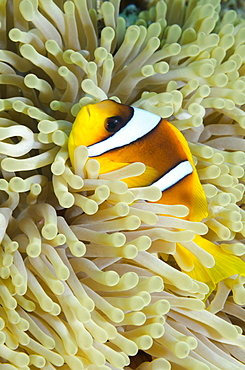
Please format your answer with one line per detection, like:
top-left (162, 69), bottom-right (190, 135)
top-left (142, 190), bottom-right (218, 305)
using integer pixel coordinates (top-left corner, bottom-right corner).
top-left (0, 0), bottom-right (245, 369)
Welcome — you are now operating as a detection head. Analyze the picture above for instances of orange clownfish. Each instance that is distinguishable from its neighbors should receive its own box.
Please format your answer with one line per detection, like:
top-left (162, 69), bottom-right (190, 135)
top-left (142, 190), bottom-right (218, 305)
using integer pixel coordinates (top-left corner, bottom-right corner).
top-left (68, 100), bottom-right (245, 292)
top-left (68, 99), bottom-right (208, 222)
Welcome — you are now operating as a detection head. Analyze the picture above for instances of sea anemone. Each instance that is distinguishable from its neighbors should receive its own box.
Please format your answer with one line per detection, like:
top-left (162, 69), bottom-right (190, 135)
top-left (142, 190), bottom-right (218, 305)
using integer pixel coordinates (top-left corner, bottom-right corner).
top-left (0, 0), bottom-right (245, 369)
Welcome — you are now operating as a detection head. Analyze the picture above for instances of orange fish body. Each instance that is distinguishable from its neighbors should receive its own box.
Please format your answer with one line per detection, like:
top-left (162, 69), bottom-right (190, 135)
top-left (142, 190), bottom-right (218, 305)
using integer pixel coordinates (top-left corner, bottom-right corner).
top-left (68, 99), bottom-right (208, 221)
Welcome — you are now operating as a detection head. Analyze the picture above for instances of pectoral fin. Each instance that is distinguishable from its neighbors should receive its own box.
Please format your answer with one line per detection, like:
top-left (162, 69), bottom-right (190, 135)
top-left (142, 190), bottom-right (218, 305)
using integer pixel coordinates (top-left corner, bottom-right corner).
top-left (123, 165), bottom-right (159, 187)
top-left (98, 158), bottom-right (131, 174)
top-left (99, 158), bottom-right (159, 187)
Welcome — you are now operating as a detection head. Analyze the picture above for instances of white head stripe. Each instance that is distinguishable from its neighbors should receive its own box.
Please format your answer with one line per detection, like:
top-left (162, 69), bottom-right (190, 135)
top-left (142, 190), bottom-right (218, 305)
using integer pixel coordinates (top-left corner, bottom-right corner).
top-left (152, 161), bottom-right (193, 191)
top-left (88, 107), bottom-right (161, 157)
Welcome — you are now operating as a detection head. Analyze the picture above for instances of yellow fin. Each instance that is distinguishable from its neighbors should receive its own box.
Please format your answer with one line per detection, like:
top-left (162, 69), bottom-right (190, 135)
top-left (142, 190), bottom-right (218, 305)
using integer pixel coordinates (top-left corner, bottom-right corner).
top-left (98, 158), bottom-right (130, 174)
top-left (98, 159), bottom-right (158, 187)
top-left (177, 235), bottom-right (245, 295)
top-left (123, 165), bottom-right (159, 187)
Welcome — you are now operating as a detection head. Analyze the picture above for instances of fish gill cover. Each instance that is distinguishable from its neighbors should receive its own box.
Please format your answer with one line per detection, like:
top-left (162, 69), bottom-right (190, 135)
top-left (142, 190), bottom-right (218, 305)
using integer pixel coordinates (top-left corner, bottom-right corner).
top-left (0, 0), bottom-right (245, 369)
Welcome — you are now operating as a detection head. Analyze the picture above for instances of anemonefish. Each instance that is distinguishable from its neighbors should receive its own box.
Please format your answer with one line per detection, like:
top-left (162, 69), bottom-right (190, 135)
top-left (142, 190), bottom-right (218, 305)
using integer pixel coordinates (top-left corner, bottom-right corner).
top-left (68, 99), bottom-right (208, 222)
top-left (68, 100), bottom-right (245, 291)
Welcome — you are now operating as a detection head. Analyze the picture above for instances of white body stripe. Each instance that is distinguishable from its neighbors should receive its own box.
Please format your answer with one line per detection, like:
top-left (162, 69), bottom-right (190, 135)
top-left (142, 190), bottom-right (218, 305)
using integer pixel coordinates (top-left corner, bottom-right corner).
top-left (152, 161), bottom-right (193, 191)
top-left (88, 107), bottom-right (161, 157)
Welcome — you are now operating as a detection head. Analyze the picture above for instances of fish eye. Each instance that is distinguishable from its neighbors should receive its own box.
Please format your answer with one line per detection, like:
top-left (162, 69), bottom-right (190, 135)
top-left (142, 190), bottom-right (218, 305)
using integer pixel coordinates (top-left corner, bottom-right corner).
top-left (104, 116), bottom-right (124, 133)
